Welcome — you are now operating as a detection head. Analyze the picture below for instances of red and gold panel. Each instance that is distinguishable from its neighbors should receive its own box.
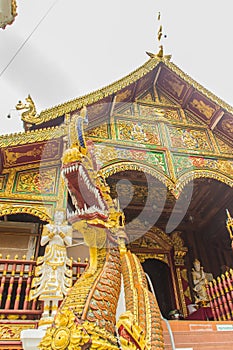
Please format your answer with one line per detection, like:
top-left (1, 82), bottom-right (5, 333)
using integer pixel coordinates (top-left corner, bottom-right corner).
top-left (135, 69), bottom-right (157, 98)
top-left (157, 67), bottom-right (189, 102)
top-left (187, 92), bottom-right (218, 124)
top-left (13, 166), bottom-right (59, 196)
top-left (217, 113), bottom-right (233, 140)
top-left (2, 139), bottom-right (63, 168)
top-left (84, 96), bottom-right (112, 122)
top-left (115, 83), bottom-right (136, 104)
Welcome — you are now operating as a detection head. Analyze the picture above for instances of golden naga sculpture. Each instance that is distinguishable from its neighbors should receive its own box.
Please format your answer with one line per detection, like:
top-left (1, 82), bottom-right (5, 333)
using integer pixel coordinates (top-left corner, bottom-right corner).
top-left (39, 108), bottom-right (164, 349)
top-left (16, 94), bottom-right (40, 127)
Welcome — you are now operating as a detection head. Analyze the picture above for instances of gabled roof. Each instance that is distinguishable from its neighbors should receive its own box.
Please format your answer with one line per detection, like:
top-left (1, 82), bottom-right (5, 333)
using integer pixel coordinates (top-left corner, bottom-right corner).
top-left (35, 56), bottom-right (233, 144)
top-left (1, 55), bottom-right (233, 145)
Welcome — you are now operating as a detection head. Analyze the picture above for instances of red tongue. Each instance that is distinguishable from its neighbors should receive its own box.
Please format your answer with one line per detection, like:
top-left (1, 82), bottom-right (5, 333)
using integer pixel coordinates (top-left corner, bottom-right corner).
top-left (65, 168), bottom-right (100, 211)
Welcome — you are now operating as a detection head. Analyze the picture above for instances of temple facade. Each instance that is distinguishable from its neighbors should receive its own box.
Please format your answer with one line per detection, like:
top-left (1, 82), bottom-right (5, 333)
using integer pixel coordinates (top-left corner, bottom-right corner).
top-left (0, 48), bottom-right (233, 349)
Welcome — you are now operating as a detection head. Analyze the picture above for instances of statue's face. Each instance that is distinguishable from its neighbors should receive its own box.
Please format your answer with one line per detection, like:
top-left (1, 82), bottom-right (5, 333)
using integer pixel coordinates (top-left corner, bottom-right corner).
top-left (194, 260), bottom-right (200, 271)
top-left (54, 210), bottom-right (64, 224)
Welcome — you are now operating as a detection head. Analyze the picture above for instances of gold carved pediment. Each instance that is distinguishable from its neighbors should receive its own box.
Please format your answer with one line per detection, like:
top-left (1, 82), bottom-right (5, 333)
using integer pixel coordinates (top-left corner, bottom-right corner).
top-left (128, 225), bottom-right (173, 251)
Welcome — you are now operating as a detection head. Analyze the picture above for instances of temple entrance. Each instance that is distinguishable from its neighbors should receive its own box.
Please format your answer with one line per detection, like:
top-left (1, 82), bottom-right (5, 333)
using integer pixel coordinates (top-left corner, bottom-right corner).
top-left (0, 213), bottom-right (44, 259)
top-left (142, 258), bottom-right (176, 318)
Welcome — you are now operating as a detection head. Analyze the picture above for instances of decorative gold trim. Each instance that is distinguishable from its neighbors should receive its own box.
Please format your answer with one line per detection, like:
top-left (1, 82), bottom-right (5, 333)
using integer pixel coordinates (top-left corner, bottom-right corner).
top-left (38, 58), bottom-right (161, 122)
top-left (100, 161), bottom-right (233, 200)
top-left (176, 267), bottom-right (188, 318)
top-left (173, 169), bottom-right (233, 198)
top-left (0, 323), bottom-right (36, 341)
top-left (137, 253), bottom-right (168, 265)
top-left (100, 161), bottom-right (174, 190)
top-left (37, 57), bottom-right (233, 126)
top-left (0, 204), bottom-right (51, 221)
top-left (0, 126), bottom-right (65, 148)
top-left (1, 162), bottom-right (61, 202)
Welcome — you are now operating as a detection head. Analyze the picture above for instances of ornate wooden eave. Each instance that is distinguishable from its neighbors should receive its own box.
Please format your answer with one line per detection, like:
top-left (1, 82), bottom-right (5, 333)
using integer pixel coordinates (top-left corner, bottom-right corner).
top-left (3, 56), bottom-right (232, 147)
top-left (0, 125), bottom-right (65, 148)
top-left (165, 60), bottom-right (233, 115)
top-left (37, 57), bottom-right (162, 123)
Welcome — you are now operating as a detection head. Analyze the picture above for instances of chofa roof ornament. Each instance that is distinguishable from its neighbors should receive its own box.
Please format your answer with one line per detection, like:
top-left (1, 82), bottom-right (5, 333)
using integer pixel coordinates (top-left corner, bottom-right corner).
top-left (0, 0), bottom-right (17, 29)
top-left (16, 94), bottom-right (41, 130)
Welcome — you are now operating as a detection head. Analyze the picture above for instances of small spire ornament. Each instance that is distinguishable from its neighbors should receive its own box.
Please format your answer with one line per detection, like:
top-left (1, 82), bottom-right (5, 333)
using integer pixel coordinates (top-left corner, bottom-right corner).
top-left (146, 12), bottom-right (171, 60)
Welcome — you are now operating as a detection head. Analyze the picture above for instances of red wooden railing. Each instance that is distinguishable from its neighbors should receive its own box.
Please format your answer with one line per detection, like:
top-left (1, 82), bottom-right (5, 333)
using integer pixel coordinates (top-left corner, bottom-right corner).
top-left (206, 269), bottom-right (233, 321)
top-left (0, 254), bottom-right (87, 321)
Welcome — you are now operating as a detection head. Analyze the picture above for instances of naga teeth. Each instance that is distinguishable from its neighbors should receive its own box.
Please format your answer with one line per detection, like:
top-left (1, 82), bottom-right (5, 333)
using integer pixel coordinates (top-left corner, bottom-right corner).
top-left (66, 163), bottom-right (107, 216)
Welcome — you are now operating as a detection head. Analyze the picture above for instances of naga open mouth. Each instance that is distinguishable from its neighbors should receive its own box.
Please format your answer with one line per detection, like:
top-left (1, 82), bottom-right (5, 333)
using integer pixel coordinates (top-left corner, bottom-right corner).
top-left (62, 162), bottom-right (108, 224)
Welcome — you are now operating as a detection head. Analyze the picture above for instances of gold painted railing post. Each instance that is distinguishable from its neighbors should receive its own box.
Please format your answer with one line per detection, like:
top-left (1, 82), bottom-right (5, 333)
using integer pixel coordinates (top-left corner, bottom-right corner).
top-left (213, 279), bottom-right (226, 320)
top-left (217, 276), bottom-right (230, 320)
top-left (225, 271), bottom-right (233, 319)
top-left (210, 280), bottom-right (221, 320)
top-left (23, 260), bottom-right (34, 310)
top-left (206, 283), bottom-right (217, 320)
top-left (0, 259), bottom-right (9, 307)
top-left (13, 257), bottom-right (26, 310)
top-left (5, 256), bottom-right (17, 309)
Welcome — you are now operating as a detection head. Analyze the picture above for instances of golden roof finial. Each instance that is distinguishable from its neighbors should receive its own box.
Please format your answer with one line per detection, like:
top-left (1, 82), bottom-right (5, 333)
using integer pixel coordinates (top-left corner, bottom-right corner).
top-left (146, 12), bottom-right (171, 60)
top-left (157, 12), bottom-right (163, 43)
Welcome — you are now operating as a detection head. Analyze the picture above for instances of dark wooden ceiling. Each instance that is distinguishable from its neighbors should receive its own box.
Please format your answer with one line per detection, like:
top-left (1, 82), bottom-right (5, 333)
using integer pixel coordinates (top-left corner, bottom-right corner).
top-left (107, 170), bottom-right (233, 249)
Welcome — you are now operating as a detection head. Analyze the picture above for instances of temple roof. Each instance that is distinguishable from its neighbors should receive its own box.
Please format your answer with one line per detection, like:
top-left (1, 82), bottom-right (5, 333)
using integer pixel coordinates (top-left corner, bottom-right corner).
top-left (38, 56), bottom-right (233, 122)
top-left (1, 55), bottom-right (233, 146)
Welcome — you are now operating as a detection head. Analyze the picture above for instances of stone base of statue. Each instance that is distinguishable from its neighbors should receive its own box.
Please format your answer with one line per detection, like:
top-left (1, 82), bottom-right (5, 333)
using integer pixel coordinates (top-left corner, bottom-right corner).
top-left (21, 328), bottom-right (46, 350)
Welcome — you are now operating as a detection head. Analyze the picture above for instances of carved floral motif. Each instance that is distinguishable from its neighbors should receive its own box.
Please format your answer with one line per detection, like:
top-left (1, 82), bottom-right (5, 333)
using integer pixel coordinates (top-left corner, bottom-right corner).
top-left (0, 324), bottom-right (36, 341)
top-left (139, 104), bottom-right (165, 118)
top-left (168, 126), bottom-right (212, 151)
top-left (216, 137), bottom-right (233, 155)
top-left (117, 119), bottom-right (161, 145)
top-left (86, 123), bottom-right (109, 139)
top-left (173, 154), bottom-right (233, 179)
top-left (14, 167), bottom-right (58, 194)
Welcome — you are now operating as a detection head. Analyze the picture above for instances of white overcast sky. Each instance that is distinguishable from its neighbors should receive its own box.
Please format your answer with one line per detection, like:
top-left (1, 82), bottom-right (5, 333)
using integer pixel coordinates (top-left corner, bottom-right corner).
top-left (0, 0), bottom-right (233, 135)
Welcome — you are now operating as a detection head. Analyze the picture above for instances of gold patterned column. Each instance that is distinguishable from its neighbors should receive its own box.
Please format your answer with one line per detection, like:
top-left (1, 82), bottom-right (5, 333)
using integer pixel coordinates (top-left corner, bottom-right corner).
top-left (170, 231), bottom-right (191, 317)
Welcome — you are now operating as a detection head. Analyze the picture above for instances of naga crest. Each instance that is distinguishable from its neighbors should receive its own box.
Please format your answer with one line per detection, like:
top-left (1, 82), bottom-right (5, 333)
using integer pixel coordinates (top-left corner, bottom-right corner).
top-left (16, 94), bottom-right (39, 125)
top-left (62, 108), bottom-right (125, 236)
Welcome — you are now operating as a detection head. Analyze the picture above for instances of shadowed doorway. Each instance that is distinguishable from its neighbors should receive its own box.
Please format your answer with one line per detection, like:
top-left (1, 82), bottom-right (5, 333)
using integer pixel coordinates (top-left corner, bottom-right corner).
top-left (142, 258), bottom-right (176, 318)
